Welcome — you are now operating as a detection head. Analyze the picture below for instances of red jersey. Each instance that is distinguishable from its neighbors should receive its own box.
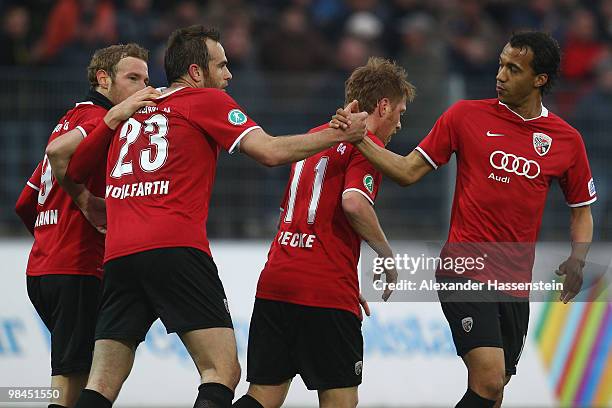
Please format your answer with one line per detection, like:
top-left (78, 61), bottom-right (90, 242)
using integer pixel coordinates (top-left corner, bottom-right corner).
top-left (104, 87), bottom-right (260, 262)
top-left (257, 125), bottom-right (383, 318)
top-left (417, 99), bottom-right (596, 294)
top-left (26, 94), bottom-right (111, 278)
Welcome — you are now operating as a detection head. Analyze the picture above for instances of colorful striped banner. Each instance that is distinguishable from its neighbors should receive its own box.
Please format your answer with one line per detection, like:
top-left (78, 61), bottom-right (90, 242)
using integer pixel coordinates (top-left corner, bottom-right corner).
top-left (535, 279), bottom-right (611, 407)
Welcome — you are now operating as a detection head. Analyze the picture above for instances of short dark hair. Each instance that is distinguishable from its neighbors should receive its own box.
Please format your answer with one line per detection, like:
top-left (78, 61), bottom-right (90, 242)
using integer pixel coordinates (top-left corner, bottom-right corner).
top-left (87, 43), bottom-right (149, 88)
top-left (345, 57), bottom-right (416, 114)
top-left (164, 25), bottom-right (221, 85)
top-left (509, 31), bottom-right (561, 95)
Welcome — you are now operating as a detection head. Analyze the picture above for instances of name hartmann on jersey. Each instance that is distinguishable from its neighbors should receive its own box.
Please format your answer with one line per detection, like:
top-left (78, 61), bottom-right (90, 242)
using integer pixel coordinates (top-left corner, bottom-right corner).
top-left (34, 209), bottom-right (58, 227)
top-left (105, 180), bottom-right (170, 200)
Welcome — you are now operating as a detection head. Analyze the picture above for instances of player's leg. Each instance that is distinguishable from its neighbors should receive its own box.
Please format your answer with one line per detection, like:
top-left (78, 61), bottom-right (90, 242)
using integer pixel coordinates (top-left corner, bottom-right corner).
top-left (493, 375), bottom-right (512, 408)
top-left (50, 374), bottom-right (88, 407)
top-left (83, 339), bottom-right (137, 402)
top-left (27, 275), bottom-right (102, 408)
top-left (462, 347), bottom-right (506, 402)
top-left (233, 382), bottom-right (291, 408)
top-left (297, 305), bottom-right (363, 408)
top-left (74, 254), bottom-right (156, 408)
top-left (493, 301), bottom-right (529, 408)
top-left (143, 248), bottom-right (238, 407)
top-left (318, 387), bottom-right (359, 408)
top-left (180, 327), bottom-right (241, 407)
top-left (234, 299), bottom-right (298, 408)
top-left (438, 292), bottom-right (505, 407)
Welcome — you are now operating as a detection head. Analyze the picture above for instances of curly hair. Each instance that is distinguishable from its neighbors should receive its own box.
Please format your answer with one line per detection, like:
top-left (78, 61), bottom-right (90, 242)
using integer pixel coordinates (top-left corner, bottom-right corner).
top-left (509, 31), bottom-right (561, 95)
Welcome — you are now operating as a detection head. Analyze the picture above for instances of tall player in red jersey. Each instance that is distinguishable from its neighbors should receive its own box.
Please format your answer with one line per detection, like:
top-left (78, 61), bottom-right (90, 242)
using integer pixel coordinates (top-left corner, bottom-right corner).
top-left (232, 58), bottom-right (413, 408)
top-left (13, 44), bottom-right (150, 408)
top-left (334, 32), bottom-right (595, 408)
top-left (50, 26), bottom-right (368, 408)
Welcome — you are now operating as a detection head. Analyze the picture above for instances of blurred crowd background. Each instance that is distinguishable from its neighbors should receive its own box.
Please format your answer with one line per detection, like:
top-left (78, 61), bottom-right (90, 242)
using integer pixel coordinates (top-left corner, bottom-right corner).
top-left (1, 0), bottom-right (611, 240)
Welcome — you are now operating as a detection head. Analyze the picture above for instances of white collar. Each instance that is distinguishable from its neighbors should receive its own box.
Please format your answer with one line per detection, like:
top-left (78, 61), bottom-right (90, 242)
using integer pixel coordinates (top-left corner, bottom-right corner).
top-left (498, 100), bottom-right (549, 121)
top-left (156, 86), bottom-right (186, 100)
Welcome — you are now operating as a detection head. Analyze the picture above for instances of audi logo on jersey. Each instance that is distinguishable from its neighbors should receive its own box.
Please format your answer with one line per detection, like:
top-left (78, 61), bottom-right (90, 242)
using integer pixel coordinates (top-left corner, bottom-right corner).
top-left (489, 150), bottom-right (541, 179)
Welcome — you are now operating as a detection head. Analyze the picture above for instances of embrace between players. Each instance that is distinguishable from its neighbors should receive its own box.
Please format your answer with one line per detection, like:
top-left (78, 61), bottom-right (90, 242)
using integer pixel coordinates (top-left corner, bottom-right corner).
top-left (15, 25), bottom-right (595, 408)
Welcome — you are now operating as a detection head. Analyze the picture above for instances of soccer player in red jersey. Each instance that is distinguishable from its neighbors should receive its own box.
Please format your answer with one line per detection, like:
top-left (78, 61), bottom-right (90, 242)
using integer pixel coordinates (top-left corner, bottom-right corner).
top-left (333, 32), bottom-right (595, 408)
top-left (232, 58), bottom-right (413, 408)
top-left (13, 44), bottom-right (150, 408)
top-left (50, 26), bottom-right (368, 408)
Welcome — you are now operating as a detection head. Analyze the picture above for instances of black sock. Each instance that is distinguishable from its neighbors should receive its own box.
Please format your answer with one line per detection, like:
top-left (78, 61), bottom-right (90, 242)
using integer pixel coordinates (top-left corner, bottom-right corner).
top-left (194, 383), bottom-right (234, 408)
top-left (48, 404), bottom-right (67, 408)
top-left (233, 394), bottom-right (263, 408)
top-left (74, 389), bottom-right (112, 408)
top-left (455, 387), bottom-right (496, 408)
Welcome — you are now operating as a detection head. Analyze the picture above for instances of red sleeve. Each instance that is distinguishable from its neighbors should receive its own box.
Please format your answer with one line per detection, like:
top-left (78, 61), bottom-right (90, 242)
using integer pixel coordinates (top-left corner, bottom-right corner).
top-left (189, 90), bottom-right (260, 153)
top-left (66, 118), bottom-right (113, 184)
top-left (27, 162), bottom-right (42, 190)
top-left (416, 102), bottom-right (462, 169)
top-left (15, 163), bottom-right (42, 235)
top-left (343, 140), bottom-right (383, 206)
top-left (560, 132), bottom-right (597, 207)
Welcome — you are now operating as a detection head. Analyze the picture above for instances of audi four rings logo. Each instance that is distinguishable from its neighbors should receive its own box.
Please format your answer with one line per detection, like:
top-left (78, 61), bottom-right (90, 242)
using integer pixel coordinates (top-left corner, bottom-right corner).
top-left (489, 150), bottom-right (541, 179)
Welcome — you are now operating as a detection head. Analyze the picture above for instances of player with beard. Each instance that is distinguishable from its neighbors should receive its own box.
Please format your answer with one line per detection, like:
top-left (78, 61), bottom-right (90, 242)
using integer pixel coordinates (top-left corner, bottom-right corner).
top-left (14, 44), bottom-right (150, 408)
top-left (49, 25), bottom-right (369, 408)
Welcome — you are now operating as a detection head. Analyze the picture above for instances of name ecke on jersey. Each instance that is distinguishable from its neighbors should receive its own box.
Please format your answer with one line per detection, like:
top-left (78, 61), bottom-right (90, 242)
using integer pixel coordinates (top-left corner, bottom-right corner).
top-left (274, 142), bottom-right (353, 249)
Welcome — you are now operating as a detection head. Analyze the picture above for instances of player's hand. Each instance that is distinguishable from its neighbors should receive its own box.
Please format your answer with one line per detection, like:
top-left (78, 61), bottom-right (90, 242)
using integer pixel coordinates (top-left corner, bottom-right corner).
top-left (329, 100), bottom-right (360, 130)
top-left (556, 257), bottom-right (585, 303)
top-left (359, 293), bottom-right (371, 317)
top-left (339, 102), bottom-right (367, 144)
top-left (373, 257), bottom-right (398, 301)
top-left (75, 189), bottom-right (107, 234)
top-left (104, 86), bottom-right (161, 129)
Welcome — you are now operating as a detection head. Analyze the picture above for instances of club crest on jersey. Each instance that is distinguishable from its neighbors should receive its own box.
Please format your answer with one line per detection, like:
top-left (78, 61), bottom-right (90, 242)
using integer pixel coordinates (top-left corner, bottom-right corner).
top-left (363, 174), bottom-right (374, 194)
top-left (228, 109), bottom-right (247, 126)
top-left (462, 317), bottom-right (473, 333)
top-left (533, 133), bottom-right (552, 156)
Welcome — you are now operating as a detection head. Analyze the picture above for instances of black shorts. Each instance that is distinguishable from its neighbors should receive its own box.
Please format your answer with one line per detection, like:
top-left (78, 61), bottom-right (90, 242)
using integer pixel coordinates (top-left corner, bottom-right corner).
top-left (27, 274), bottom-right (101, 376)
top-left (437, 278), bottom-right (529, 376)
top-left (246, 298), bottom-right (363, 390)
top-left (96, 247), bottom-right (233, 343)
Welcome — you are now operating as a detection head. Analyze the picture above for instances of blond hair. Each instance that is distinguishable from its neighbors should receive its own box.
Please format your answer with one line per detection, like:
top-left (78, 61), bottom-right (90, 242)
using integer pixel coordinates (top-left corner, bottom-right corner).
top-left (345, 57), bottom-right (416, 113)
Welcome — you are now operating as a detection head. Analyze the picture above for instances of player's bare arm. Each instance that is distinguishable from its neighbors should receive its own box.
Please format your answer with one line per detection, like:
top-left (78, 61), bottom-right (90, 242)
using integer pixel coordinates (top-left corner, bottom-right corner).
top-left (342, 191), bottom-right (397, 301)
top-left (356, 137), bottom-right (433, 186)
top-left (239, 101), bottom-right (368, 167)
top-left (557, 205), bottom-right (593, 303)
top-left (330, 105), bottom-right (433, 186)
top-left (103, 86), bottom-right (160, 129)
